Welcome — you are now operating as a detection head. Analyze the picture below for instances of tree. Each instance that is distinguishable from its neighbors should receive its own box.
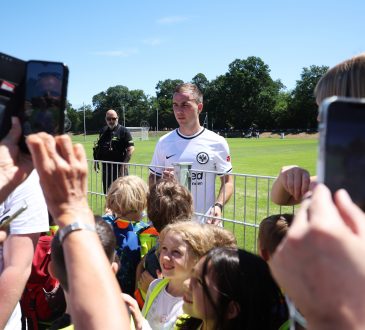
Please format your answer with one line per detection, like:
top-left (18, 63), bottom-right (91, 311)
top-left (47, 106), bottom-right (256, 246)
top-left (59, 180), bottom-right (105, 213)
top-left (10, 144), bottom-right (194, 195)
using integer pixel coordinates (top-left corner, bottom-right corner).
top-left (192, 73), bottom-right (209, 94)
top-left (288, 65), bottom-right (329, 128)
top-left (155, 79), bottom-right (184, 129)
top-left (204, 57), bottom-right (282, 129)
top-left (91, 85), bottom-right (149, 129)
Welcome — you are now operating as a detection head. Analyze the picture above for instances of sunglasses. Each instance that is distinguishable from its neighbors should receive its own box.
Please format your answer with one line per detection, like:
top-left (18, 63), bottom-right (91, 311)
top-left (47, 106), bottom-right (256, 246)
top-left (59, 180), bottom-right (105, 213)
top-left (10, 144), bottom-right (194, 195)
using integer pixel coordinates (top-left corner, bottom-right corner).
top-left (106, 117), bottom-right (118, 121)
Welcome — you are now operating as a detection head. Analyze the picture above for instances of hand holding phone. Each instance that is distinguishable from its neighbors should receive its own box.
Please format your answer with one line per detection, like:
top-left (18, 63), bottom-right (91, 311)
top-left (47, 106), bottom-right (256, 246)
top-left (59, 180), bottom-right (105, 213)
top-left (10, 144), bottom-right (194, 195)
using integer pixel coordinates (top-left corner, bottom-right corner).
top-left (317, 96), bottom-right (365, 210)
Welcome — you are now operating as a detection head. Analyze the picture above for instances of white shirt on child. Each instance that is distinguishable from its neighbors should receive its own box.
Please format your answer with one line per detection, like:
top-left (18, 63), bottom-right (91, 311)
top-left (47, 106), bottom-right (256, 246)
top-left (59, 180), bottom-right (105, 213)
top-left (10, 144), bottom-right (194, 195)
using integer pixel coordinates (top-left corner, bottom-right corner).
top-left (142, 278), bottom-right (184, 330)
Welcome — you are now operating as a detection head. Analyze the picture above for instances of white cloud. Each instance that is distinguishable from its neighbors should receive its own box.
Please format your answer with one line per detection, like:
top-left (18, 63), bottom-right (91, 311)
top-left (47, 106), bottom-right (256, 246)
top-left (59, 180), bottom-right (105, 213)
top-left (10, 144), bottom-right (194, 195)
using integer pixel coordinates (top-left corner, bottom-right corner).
top-left (142, 38), bottom-right (163, 46)
top-left (93, 48), bottom-right (139, 57)
top-left (157, 16), bottom-right (189, 24)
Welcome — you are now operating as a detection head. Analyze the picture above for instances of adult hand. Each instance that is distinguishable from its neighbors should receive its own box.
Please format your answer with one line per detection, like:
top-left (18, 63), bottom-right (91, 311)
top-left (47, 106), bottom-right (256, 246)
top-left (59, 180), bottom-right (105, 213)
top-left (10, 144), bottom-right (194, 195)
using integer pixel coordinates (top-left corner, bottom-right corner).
top-left (207, 205), bottom-right (222, 225)
top-left (270, 184), bottom-right (365, 329)
top-left (0, 117), bottom-right (33, 203)
top-left (26, 133), bottom-right (93, 227)
top-left (162, 167), bottom-right (175, 181)
top-left (271, 165), bottom-right (312, 205)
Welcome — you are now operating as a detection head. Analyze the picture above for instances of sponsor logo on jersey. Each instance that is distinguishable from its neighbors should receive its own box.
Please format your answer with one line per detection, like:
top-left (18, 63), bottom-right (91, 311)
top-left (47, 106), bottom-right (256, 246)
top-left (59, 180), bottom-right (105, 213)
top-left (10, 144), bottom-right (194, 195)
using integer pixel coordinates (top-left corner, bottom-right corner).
top-left (166, 154), bottom-right (175, 159)
top-left (196, 152), bottom-right (209, 164)
top-left (191, 171), bottom-right (204, 185)
top-left (226, 155), bottom-right (231, 162)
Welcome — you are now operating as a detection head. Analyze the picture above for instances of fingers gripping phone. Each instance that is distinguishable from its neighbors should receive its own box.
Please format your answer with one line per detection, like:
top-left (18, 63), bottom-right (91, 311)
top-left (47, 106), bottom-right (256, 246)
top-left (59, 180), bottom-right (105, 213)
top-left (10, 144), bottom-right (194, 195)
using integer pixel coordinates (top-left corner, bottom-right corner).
top-left (0, 53), bottom-right (69, 150)
top-left (317, 96), bottom-right (365, 211)
top-left (0, 203), bottom-right (28, 231)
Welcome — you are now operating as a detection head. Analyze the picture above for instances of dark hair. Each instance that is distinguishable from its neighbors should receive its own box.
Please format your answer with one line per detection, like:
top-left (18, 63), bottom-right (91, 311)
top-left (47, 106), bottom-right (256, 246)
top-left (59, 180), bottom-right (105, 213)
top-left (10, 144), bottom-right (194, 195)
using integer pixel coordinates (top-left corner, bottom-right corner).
top-left (51, 216), bottom-right (116, 292)
top-left (258, 213), bottom-right (294, 256)
top-left (147, 179), bottom-right (193, 232)
top-left (178, 247), bottom-right (288, 330)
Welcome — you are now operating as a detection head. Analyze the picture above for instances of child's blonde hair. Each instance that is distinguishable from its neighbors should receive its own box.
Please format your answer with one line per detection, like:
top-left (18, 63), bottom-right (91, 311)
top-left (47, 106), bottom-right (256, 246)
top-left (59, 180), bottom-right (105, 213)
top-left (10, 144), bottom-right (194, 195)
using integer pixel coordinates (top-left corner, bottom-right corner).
top-left (106, 175), bottom-right (148, 217)
top-left (159, 221), bottom-right (237, 262)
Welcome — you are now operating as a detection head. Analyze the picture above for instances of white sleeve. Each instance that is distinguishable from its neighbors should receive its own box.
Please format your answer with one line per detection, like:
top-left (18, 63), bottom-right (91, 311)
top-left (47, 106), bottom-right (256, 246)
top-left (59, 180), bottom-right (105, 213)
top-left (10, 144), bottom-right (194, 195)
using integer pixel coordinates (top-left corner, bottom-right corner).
top-left (3, 170), bottom-right (49, 235)
top-left (215, 138), bottom-right (233, 175)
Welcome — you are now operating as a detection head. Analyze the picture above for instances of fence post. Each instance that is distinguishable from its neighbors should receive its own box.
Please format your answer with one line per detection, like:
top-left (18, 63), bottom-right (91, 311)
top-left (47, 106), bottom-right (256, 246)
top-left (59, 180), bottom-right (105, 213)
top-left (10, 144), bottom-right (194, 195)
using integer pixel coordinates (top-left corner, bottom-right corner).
top-left (172, 162), bottom-right (192, 191)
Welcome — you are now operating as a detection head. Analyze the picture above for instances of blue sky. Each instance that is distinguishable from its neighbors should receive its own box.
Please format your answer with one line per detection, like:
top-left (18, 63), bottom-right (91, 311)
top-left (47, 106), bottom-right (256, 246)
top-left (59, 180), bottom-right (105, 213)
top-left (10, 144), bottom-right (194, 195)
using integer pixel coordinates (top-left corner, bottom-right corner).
top-left (3, 1), bottom-right (364, 108)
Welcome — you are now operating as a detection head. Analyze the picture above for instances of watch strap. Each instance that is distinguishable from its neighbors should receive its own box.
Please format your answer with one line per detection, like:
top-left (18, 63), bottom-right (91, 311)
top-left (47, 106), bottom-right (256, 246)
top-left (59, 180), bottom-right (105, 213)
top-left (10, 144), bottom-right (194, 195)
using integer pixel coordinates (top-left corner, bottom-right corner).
top-left (214, 202), bottom-right (223, 211)
top-left (58, 222), bottom-right (96, 244)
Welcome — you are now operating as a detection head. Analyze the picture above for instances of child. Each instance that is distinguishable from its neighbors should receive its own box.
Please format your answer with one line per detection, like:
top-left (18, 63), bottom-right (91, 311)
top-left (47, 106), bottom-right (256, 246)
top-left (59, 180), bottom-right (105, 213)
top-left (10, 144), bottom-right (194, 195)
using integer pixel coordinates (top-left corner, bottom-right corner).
top-left (135, 179), bottom-right (194, 307)
top-left (49, 217), bottom-right (118, 330)
top-left (130, 221), bottom-right (237, 330)
top-left (257, 213), bottom-right (293, 261)
top-left (103, 175), bottom-right (158, 296)
top-left (179, 247), bottom-right (288, 330)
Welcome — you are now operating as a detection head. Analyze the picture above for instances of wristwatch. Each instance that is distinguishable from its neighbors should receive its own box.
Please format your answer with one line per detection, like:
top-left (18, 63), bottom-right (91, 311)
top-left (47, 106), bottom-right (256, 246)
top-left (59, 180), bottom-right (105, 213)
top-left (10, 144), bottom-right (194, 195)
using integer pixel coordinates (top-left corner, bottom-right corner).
top-left (58, 222), bottom-right (96, 244)
top-left (214, 202), bottom-right (223, 211)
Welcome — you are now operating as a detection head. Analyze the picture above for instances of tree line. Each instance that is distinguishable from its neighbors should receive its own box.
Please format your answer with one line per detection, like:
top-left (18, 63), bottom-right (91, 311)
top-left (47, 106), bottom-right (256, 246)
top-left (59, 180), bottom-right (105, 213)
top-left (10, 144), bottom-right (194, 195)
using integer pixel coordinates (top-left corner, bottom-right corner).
top-left (66, 56), bottom-right (328, 133)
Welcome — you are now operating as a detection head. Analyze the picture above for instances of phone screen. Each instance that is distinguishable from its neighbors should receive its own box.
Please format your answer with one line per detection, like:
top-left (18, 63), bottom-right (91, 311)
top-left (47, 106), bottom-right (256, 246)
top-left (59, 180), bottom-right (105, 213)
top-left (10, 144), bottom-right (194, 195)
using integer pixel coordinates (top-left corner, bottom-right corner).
top-left (22, 61), bottom-right (68, 136)
top-left (318, 97), bottom-right (365, 210)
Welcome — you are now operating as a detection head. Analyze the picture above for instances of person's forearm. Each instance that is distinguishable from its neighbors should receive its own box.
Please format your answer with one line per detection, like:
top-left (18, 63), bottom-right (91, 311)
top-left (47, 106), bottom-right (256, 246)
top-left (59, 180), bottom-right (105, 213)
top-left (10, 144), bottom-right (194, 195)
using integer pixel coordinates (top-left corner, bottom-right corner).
top-left (216, 175), bottom-right (233, 205)
top-left (64, 229), bottom-right (129, 329)
top-left (0, 265), bottom-right (32, 328)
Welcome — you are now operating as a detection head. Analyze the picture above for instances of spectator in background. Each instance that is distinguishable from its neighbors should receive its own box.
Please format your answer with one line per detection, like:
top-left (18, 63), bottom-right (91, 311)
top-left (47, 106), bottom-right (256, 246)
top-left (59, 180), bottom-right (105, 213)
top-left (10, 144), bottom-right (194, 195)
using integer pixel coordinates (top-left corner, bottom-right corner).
top-left (149, 83), bottom-right (233, 224)
top-left (94, 109), bottom-right (135, 194)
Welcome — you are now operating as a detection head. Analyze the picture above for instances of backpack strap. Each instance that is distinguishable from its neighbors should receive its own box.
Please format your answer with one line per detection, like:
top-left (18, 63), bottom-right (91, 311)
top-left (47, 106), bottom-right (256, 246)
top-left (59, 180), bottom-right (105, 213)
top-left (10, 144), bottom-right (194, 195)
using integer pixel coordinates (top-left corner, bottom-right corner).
top-left (142, 278), bottom-right (169, 318)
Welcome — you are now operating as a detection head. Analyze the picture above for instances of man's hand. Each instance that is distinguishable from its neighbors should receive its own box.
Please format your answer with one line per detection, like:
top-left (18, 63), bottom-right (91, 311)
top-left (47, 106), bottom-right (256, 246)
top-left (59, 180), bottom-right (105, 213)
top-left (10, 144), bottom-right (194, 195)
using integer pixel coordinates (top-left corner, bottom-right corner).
top-left (27, 133), bottom-right (92, 227)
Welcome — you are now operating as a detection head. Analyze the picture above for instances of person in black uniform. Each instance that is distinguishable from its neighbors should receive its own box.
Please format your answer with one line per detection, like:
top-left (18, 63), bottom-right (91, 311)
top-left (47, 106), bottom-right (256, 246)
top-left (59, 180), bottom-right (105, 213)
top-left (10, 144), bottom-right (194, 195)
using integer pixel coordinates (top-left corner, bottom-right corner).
top-left (94, 109), bottom-right (134, 194)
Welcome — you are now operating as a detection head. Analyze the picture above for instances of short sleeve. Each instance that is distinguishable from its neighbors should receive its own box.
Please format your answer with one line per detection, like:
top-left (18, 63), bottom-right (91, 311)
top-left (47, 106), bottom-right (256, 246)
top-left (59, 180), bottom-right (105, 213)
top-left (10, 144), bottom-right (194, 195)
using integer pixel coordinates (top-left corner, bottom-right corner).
top-left (215, 137), bottom-right (233, 175)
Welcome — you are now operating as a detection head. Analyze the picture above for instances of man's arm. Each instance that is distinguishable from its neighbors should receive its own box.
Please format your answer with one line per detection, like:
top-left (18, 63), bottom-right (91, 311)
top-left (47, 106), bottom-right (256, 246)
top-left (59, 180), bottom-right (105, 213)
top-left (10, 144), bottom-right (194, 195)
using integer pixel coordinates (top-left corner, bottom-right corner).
top-left (0, 233), bottom-right (38, 328)
top-left (124, 146), bottom-right (135, 162)
top-left (210, 174), bottom-right (233, 220)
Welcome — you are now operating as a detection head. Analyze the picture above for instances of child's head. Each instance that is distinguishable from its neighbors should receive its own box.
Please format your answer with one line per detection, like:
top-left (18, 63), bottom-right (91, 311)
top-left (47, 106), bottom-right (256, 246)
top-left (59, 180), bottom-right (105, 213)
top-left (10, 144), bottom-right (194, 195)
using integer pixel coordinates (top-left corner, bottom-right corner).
top-left (158, 221), bottom-right (236, 281)
top-left (147, 179), bottom-right (193, 232)
top-left (182, 247), bottom-right (288, 330)
top-left (106, 175), bottom-right (148, 221)
top-left (314, 53), bottom-right (365, 105)
top-left (50, 217), bottom-right (117, 292)
top-left (258, 213), bottom-right (293, 261)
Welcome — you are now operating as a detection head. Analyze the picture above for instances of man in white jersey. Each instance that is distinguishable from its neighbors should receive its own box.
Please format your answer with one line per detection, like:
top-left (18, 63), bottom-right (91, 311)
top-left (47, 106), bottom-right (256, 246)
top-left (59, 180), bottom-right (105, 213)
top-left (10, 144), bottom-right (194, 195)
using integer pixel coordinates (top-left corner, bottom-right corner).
top-left (149, 83), bottom-right (233, 223)
top-left (0, 169), bottom-right (48, 329)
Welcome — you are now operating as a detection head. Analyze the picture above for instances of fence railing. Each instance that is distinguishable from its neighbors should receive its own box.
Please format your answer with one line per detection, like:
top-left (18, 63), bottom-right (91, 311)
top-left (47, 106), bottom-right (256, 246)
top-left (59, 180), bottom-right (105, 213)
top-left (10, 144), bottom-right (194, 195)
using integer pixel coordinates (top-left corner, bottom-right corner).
top-left (87, 160), bottom-right (294, 252)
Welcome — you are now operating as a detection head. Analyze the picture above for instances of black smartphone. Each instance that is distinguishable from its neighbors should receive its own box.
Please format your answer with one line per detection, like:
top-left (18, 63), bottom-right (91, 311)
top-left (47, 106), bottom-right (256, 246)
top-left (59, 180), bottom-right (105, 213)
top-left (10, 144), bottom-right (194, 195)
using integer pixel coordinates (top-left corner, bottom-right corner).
top-left (18, 60), bottom-right (69, 152)
top-left (317, 96), bottom-right (365, 210)
top-left (0, 203), bottom-right (28, 230)
top-left (22, 60), bottom-right (69, 135)
top-left (0, 52), bottom-right (26, 140)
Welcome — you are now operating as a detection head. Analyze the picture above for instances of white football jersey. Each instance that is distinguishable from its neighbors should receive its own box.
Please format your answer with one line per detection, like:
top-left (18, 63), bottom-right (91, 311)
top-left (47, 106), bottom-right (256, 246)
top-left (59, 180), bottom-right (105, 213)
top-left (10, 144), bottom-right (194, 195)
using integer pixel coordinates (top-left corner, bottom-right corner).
top-left (150, 128), bottom-right (232, 216)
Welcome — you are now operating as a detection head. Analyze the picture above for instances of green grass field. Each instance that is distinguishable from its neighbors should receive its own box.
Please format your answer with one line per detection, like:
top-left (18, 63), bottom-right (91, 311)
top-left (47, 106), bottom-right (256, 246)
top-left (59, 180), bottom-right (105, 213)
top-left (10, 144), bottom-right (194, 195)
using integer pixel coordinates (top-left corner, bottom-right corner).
top-left (73, 133), bottom-right (318, 176)
top-left (73, 133), bottom-right (318, 251)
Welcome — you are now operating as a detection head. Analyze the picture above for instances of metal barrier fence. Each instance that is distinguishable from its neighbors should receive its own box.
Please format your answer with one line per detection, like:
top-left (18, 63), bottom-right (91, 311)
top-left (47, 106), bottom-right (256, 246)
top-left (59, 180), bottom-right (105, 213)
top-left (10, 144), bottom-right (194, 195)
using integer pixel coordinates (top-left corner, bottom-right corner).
top-left (87, 160), bottom-right (294, 252)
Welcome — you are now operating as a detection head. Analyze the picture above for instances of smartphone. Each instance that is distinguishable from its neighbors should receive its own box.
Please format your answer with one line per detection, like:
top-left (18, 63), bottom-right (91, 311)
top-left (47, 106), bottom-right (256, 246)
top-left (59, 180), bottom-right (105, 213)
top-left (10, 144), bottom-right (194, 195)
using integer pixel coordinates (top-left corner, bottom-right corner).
top-left (0, 53), bottom-right (26, 140)
top-left (18, 60), bottom-right (69, 151)
top-left (317, 96), bottom-right (365, 210)
top-left (0, 203), bottom-right (28, 230)
top-left (21, 60), bottom-right (69, 135)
